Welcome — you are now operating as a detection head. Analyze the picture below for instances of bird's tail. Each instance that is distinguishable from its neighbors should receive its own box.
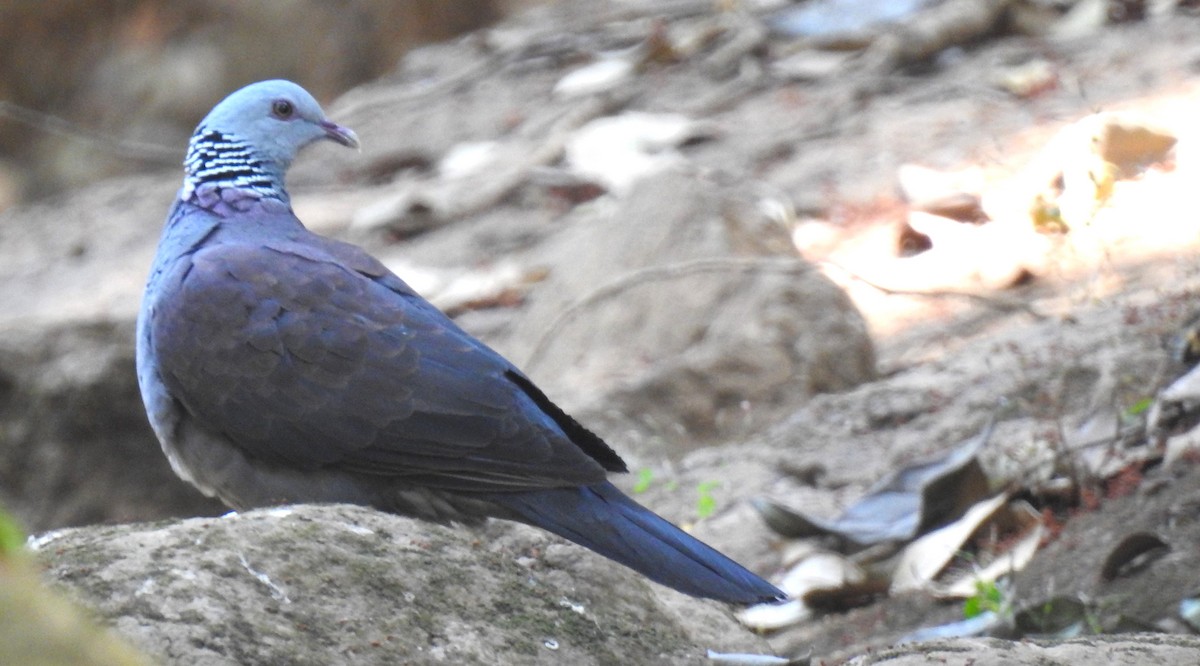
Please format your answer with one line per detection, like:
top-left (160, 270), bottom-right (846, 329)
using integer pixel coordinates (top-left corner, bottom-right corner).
top-left (484, 481), bottom-right (785, 605)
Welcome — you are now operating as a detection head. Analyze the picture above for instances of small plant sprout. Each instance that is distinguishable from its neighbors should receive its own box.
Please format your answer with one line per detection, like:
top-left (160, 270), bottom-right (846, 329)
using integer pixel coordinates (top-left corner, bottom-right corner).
top-left (633, 468), bottom-right (654, 494)
top-left (696, 481), bottom-right (721, 520)
top-left (963, 579), bottom-right (1005, 619)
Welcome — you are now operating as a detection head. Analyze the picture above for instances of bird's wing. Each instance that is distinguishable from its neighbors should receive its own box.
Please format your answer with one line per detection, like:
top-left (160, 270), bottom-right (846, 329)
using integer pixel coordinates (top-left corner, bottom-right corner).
top-left (149, 230), bottom-right (625, 492)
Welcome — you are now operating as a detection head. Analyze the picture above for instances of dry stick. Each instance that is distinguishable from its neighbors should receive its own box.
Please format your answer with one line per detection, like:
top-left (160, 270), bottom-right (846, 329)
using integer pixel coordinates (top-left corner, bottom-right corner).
top-left (525, 255), bottom-right (1047, 371)
top-left (862, 0), bottom-right (1014, 71)
top-left (0, 100), bottom-right (179, 164)
top-left (821, 260), bottom-right (1049, 320)
top-left (337, 0), bottom-right (724, 117)
top-left (523, 256), bottom-right (812, 371)
top-left (334, 56), bottom-right (502, 117)
top-left (580, 0), bottom-right (724, 24)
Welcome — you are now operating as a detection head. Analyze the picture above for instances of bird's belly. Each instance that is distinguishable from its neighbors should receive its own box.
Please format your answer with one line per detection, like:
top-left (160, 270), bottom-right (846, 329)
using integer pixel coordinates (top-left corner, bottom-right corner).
top-left (162, 415), bottom-right (374, 510)
top-left (161, 413), bottom-right (497, 524)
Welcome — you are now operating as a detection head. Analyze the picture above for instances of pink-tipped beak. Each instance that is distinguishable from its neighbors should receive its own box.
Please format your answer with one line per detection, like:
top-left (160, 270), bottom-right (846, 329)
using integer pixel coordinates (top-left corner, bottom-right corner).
top-left (319, 119), bottom-right (360, 150)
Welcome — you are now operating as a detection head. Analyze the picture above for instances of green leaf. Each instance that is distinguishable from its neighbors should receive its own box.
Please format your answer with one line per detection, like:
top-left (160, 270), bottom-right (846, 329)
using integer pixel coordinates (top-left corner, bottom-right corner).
top-left (963, 595), bottom-right (984, 619)
top-left (632, 468), bottom-right (654, 494)
top-left (1126, 397), bottom-right (1154, 417)
top-left (0, 506), bottom-right (25, 558)
top-left (696, 481), bottom-right (720, 519)
top-left (963, 580), bottom-right (1003, 619)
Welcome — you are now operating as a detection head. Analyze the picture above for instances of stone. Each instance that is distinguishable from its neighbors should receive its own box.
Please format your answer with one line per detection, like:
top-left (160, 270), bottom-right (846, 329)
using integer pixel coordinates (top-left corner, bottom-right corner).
top-left (36, 504), bottom-right (772, 666)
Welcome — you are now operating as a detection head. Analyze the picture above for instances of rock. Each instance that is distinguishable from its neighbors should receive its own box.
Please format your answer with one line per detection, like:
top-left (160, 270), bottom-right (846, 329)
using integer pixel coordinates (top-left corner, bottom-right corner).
top-left (0, 176), bottom-right (226, 533)
top-left (0, 320), bottom-right (226, 532)
top-left (846, 634), bottom-right (1200, 665)
top-left (35, 504), bottom-right (771, 666)
top-left (562, 112), bottom-right (714, 196)
top-left (509, 171), bottom-right (876, 457)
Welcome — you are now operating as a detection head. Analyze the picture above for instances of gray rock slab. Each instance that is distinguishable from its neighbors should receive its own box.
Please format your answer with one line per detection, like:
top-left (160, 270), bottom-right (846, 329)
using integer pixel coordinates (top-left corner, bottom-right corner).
top-left (35, 503), bottom-right (774, 666)
top-left (848, 635), bottom-right (1200, 665)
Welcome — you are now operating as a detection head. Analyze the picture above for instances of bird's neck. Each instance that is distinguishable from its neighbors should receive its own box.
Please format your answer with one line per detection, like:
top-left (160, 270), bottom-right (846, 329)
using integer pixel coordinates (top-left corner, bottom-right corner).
top-left (181, 127), bottom-right (288, 204)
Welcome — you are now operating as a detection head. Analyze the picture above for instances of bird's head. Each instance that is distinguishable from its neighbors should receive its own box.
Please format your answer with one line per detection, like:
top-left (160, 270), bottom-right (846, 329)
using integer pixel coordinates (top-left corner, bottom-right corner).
top-left (183, 80), bottom-right (358, 201)
top-left (198, 79), bottom-right (359, 166)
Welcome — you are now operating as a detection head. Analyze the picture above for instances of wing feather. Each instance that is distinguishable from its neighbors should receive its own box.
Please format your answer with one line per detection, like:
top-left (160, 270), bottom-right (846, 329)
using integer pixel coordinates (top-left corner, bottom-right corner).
top-left (150, 235), bottom-right (616, 490)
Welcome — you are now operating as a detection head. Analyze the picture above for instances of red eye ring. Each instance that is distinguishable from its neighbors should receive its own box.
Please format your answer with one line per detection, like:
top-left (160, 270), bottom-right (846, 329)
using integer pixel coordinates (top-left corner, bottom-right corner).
top-left (271, 99), bottom-right (294, 119)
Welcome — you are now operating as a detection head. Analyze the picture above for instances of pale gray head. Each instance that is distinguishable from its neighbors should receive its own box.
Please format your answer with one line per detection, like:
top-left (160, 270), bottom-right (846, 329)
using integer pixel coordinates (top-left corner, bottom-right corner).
top-left (182, 79), bottom-right (359, 201)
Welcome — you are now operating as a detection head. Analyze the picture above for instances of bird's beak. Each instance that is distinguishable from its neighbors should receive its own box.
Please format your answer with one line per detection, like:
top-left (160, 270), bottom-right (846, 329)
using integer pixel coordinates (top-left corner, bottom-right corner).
top-left (319, 119), bottom-right (360, 150)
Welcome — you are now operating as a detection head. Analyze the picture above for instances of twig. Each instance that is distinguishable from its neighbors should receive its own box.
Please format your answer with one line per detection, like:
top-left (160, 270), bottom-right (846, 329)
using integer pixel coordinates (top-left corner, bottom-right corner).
top-left (523, 0), bottom-right (728, 35)
top-left (0, 100), bottom-right (179, 164)
top-left (524, 256), bottom-right (813, 371)
top-left (333, 56), bottom-right (502, 117)
top-left (821, 260), bottom-right (1048, 320)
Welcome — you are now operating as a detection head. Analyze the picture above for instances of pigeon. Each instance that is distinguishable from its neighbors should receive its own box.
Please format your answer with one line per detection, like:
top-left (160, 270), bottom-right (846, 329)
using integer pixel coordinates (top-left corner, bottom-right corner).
top-left (137, 80), bottom-right (784, 605)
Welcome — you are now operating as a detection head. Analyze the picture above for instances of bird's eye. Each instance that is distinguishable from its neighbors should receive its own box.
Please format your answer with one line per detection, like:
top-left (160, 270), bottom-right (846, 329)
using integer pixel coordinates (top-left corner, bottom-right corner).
top-left (271, 100), bottom-right (294, 119)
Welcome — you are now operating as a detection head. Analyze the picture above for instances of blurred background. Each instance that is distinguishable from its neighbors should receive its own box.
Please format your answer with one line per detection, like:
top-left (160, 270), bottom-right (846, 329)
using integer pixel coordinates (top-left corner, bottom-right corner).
top-left (0, 0), bottom-right (535, 211)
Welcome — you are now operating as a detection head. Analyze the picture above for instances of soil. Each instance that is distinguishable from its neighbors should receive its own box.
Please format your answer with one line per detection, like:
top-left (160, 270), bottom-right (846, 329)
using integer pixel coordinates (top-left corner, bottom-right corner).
top-left (468, 6), bottom-right (1200, 661)
top-left (677, 11), bottom-right (1200, 662)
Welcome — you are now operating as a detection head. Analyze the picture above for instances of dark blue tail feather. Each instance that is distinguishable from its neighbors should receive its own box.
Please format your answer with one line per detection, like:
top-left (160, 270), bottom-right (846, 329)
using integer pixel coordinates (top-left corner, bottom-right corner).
top-left (486, 481), bottom-right (785, 605)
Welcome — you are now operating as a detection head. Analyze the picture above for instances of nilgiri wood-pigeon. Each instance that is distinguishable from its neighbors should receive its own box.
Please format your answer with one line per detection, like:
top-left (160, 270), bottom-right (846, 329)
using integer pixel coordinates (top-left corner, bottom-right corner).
top-left (136, 80), bottom-right (783, 605)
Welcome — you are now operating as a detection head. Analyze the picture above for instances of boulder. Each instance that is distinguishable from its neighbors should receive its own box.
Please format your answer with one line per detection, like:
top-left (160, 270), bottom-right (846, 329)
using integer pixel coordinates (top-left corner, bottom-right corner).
top-left (507, 171), bottom-right (875, 457)
top-left (0, 176), bottom-right (226, 532)
top-left (36, 503), bottom-right (772, 665)
top-left (0, 321), bottom-right (225, 531)
top-left (847, 635), bottom-right (1200, 666)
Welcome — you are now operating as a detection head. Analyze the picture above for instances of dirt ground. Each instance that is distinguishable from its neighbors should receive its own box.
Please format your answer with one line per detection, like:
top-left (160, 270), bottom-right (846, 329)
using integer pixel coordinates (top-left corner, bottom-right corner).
top-left (696, 10), bottom-right (1200, 662)
top-left (440, 4), bottom-right (1200, 661)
